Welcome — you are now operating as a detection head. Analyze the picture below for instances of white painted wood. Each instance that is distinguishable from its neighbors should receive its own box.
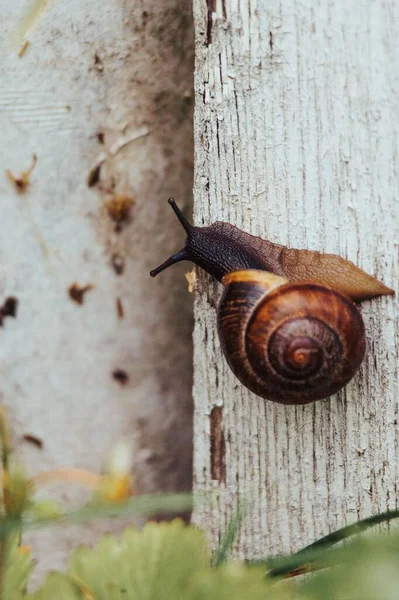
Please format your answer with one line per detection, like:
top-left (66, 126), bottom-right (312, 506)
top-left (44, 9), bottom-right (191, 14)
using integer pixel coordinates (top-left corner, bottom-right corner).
top-left (193, 0), bottom-right (399, 558)
top-left (0, 0), bottom-right (194, 580)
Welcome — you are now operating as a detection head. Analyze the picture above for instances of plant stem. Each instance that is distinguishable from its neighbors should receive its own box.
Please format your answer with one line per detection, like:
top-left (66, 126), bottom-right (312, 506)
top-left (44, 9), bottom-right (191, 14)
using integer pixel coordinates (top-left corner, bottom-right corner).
top-left (0, 407), bottom-right (11, 600)
top-left (0, 492), bottom-right (195, 536)
top-left (262, 509), bottom-right (399, 579)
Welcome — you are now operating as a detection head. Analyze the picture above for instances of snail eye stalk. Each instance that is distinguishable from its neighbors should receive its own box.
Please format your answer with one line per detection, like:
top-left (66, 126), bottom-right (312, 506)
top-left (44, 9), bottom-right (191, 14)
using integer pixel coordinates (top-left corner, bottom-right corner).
top-left (150, 199), bottom-right (194, 277)
top-left (167, 198), bottom-right (194, 235)
top-left (150, 249), bottom-right (188, 277)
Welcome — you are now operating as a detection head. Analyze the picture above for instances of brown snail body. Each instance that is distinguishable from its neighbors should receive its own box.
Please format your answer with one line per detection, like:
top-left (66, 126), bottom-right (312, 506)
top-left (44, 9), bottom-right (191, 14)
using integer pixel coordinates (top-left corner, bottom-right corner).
top-left (150, 199), bottom-right (394, 404)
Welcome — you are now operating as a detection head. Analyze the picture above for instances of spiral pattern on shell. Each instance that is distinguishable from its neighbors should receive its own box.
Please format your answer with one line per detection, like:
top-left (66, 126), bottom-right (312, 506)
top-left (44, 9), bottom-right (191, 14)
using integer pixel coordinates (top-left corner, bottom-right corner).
top-left (217, 271), bottom-right (366, 404)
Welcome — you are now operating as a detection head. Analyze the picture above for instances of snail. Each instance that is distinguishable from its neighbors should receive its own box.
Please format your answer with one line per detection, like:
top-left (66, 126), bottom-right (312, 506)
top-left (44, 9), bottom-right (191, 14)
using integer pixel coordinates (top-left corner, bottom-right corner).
top-left (150, 199), bottom-right (394, 404)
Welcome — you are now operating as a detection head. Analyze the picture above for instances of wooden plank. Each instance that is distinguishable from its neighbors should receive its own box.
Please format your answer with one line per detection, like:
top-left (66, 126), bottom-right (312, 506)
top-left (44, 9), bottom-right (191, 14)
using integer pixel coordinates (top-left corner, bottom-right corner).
top-left (0, 0), bottom-right (194, 580)
top-left (193, 0), bottom-right (399, 558)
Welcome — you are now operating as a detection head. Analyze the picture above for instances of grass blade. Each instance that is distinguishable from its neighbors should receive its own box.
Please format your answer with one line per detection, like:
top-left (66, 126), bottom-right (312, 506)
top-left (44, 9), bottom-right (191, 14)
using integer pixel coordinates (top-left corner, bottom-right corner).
top-left (212, 501), bottom-right (248, 567)
top-left (249, 509), bottom-right (399, 579)
top-left (297, 509), bottom-right (399, 555)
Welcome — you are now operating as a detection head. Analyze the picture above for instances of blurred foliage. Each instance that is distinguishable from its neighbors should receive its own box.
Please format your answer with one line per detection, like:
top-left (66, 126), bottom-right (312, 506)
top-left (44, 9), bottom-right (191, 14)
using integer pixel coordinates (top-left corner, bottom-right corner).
top-left (33, 520), bottom-right (287, 600)
top-left (2, 538), bottom-right (34, 599)
top-left (28, 573), bottom-right (82, 600)
top-left (13, 519), bottom-right (399, 600)
top-left (299, 535), bottom-right (399, 600)
top-left (0, 408), bottom-right (398, 599)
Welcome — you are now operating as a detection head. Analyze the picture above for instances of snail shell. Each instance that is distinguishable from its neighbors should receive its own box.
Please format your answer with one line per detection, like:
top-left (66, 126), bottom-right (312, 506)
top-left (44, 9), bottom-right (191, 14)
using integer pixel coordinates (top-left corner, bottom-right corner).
top-left (218, 271), bottom-right (366, 404)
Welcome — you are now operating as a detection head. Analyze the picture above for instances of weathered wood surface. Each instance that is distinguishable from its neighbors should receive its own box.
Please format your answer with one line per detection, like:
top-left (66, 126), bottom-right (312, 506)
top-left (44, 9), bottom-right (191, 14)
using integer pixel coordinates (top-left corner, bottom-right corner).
top-left (193, 0), bottom-right (398, 558)
top-left (0, 0), bottom-right (194, 579)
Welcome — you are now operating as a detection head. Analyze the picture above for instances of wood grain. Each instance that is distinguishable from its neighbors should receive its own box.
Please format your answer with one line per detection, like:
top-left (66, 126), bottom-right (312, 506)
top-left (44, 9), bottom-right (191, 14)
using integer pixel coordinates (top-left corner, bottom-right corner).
top-left (193, 0), bottom-right (399, 558)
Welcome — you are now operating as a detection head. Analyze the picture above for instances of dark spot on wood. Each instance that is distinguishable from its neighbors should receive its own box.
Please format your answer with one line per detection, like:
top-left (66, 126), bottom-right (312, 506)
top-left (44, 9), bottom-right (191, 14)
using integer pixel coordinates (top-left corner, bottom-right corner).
top-left (87, 164), bottom-right (101, 187)
top-left (105, 195), bottom-right (135, 232)
top-left (111, 253), bottom-right (125, 276)
top-left (269, 31), bottom-right (273, 53)
top-left (112, 369), bottom-right (129, 386)
top-left (6, 154), bottom-right (37, 193)
top-left (0, 297), bottom-right (18, 326)
top-left (116, 298), bottom-right (124, 319)
top-left (97, 132), bottom-right (105, 144)
top-left (210, 406), bottom-right (226, 484)
top-left (93, 53), bottom-right (104, 72)
top-left (68, 283), bottom-right (94, 305)
top-left (4, 298), bottom-right (18, 317)
top-left (23, 434), bottom-right (43, 449)
top-left (13, 179), bottom-right (24, 191)
top-left (142, 11), bottom-right (149, 26)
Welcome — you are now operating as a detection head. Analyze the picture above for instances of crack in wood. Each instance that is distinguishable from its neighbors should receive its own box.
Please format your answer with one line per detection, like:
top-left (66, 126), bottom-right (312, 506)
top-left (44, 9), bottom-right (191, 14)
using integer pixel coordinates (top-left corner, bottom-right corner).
top-left (210, 406), bottom-right (226, 483)
top-left (206, 0), bottom-right (227, 45)
top-left (206, 0), bottom-right (216, 46)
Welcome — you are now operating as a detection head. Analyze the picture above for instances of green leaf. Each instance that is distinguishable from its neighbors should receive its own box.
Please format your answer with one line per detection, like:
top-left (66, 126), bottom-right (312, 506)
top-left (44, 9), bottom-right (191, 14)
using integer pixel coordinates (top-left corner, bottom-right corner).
top-left (28, 573), bottom-right (82, 600)
top-left (189, 564), bottom-right (292, 600)
top-left (2, 537), bottom-right (34, 599)
top-left (69, 519), bottom-right (210, 600)
top-left (67, 520), bottom-right (292, 600)
top-left (300, 535), bottom-right (399, 600)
